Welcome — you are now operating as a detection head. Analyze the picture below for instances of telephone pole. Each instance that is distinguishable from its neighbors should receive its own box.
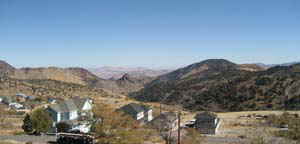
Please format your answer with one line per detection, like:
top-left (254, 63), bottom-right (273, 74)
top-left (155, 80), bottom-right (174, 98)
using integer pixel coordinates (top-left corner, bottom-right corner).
top-left (177, 111), bottom-right (181, 144)
top-left (160, 103), bottom-right (162, 115)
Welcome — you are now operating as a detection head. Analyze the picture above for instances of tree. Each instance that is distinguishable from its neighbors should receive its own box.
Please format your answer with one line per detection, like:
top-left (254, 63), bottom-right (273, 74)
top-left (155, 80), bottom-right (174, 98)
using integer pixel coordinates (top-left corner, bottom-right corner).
top-left (93, 103), bottom-right (160, 144)
top-left (31, 108), bottom-right (53, 133)
top-left (56, 122), bottom-right (71, 133)
top-left (22, 114), bottom-right (33, 134)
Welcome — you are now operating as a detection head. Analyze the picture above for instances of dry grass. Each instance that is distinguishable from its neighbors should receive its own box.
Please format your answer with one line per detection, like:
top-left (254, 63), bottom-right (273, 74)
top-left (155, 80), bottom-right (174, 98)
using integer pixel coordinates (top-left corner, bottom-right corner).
top-left (217, 111), bottom-right (300, 119)
top-left (0, 105), bottom-right (23, 136)
top-left (213, 111), bottom-right (300, 139)
top-left (0, 140), bottom-right (24, 144)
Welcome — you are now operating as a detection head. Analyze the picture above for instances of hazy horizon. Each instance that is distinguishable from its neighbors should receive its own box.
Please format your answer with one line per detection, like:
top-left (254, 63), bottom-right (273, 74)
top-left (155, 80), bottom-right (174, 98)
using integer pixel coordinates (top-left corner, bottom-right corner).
top-left (1, 58), bottom-right (299, 70)
top-left (1, 0), bottom-right (299, 68)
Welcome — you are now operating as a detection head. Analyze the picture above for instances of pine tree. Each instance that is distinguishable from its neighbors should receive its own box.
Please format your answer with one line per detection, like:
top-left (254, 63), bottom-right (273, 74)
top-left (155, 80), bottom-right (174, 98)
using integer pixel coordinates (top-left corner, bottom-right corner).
top-left (22, 114), bottom-right (33, 134)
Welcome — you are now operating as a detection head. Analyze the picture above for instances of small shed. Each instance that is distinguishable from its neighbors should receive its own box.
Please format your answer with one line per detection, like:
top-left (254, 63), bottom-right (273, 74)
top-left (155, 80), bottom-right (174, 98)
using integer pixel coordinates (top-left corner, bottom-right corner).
top-left (119, 103), bottom-right (153, 123)
top-left (194, 112), bottom-right (221, 135)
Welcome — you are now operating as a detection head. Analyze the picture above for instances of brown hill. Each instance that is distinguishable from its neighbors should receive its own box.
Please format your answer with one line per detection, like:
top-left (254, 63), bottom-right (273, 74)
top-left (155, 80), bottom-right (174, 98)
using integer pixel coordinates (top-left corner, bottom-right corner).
top-left (0, 60), bottom-right (16, 75)
top-left (11, 67), bottom-right (89, 85)
top-left (0, 60), bottom-right (150, 95)
top-left (133, 59), bottom-right (300, 112)
top-left (0, 74), bottom-right (112, 100)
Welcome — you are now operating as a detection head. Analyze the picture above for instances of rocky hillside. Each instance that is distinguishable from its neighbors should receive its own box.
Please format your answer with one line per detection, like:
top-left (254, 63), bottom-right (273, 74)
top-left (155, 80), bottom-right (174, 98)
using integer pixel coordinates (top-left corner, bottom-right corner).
top-left (0, 60), bottom-right (16, 74)
top-left (133, 59), bottom-right (300, 112)
top-left (10, 67), bottom-right (98, 85)
top-left (0, 60), bottom-right (150, 95)
top-left (0, 74), bottom-right (112, 100)
top-left (115, 73), bottom-right (154, 95)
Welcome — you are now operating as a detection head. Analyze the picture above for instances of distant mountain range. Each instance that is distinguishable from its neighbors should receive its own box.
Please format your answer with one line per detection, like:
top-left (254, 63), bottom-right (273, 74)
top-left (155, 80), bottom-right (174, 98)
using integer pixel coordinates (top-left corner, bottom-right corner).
top-left (132, 59), bottom-right (300, 112)
top-left (255, 61), bottom-right (300, 68)
top-left (88, 66), bottom-right (173, 80)
top-left (0, 60), bottom-right (156, 95)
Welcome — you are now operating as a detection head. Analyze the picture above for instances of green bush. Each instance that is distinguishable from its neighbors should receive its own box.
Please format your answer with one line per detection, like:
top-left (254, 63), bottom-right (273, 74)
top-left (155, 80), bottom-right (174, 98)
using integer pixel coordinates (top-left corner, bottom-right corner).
top-left (31, 108), bottom-right (53, 133)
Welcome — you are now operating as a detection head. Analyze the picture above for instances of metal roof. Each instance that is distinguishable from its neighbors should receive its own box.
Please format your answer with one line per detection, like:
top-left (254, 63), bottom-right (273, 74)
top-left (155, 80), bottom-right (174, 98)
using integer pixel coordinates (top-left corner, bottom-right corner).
top-left (48, 98), bottom-right (89, 113)
top-left (119, 103), bottom-right (151, 116)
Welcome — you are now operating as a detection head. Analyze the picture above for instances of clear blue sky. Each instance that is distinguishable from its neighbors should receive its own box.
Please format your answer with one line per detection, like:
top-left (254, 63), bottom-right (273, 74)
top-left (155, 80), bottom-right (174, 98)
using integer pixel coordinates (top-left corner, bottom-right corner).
top-left (0, 0), bottom-right (299, 68)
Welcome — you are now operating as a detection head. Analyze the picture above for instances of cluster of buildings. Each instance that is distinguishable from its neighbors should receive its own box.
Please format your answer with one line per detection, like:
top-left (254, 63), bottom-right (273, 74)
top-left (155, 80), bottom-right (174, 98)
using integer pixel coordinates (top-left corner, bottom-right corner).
top-left (0, 93), bottom-right (37, 111)
top-left (118, 103), bottom-right (221, 135)
top-left (44, 99), bottom-right (221, 135)
top-left (0, 93), bottom-right (221, 136)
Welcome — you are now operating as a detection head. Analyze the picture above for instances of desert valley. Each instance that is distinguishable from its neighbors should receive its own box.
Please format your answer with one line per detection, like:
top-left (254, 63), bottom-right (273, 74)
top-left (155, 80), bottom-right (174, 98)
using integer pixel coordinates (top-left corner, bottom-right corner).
top-left (1, 59), bottom-right (300, 144)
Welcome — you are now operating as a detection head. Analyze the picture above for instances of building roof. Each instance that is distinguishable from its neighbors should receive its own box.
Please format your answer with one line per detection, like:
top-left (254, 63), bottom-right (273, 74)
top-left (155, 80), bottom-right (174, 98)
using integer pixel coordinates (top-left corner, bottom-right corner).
top-left (16, 93), bottom-right (27, 98)
top-left (48, 98), bottom-right (90, 113)
top-left (47, 97), bottom-right (56, 102)
top-left (119, 103), bottom-right (151, 116)
top-left (73, 98), bottom-right (89, 110)
top-left (195, 111), bottom-right (218, 120)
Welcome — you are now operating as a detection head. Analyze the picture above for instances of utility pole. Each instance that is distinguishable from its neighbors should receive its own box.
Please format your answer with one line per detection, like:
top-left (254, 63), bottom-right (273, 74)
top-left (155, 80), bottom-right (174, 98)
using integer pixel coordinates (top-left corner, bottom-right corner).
top-left (177, 111), bottom-right (181, 144)
top-left (160, 102), bottom-right (162, 115)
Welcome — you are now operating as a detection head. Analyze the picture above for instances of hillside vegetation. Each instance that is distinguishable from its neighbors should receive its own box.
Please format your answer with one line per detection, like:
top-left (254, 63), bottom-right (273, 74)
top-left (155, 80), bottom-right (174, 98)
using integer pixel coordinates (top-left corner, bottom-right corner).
top-left (0, 61), bottom-right (151, 95)
top-left (0, 73), bottom-right (112, 99)
top-left (133, 59), bottom-right (300, 112)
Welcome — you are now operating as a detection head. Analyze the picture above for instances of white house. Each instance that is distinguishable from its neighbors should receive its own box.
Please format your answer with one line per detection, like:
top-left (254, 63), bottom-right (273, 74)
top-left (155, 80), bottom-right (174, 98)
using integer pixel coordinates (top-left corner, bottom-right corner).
top-left (46, 98), bottom-right (93, 133)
